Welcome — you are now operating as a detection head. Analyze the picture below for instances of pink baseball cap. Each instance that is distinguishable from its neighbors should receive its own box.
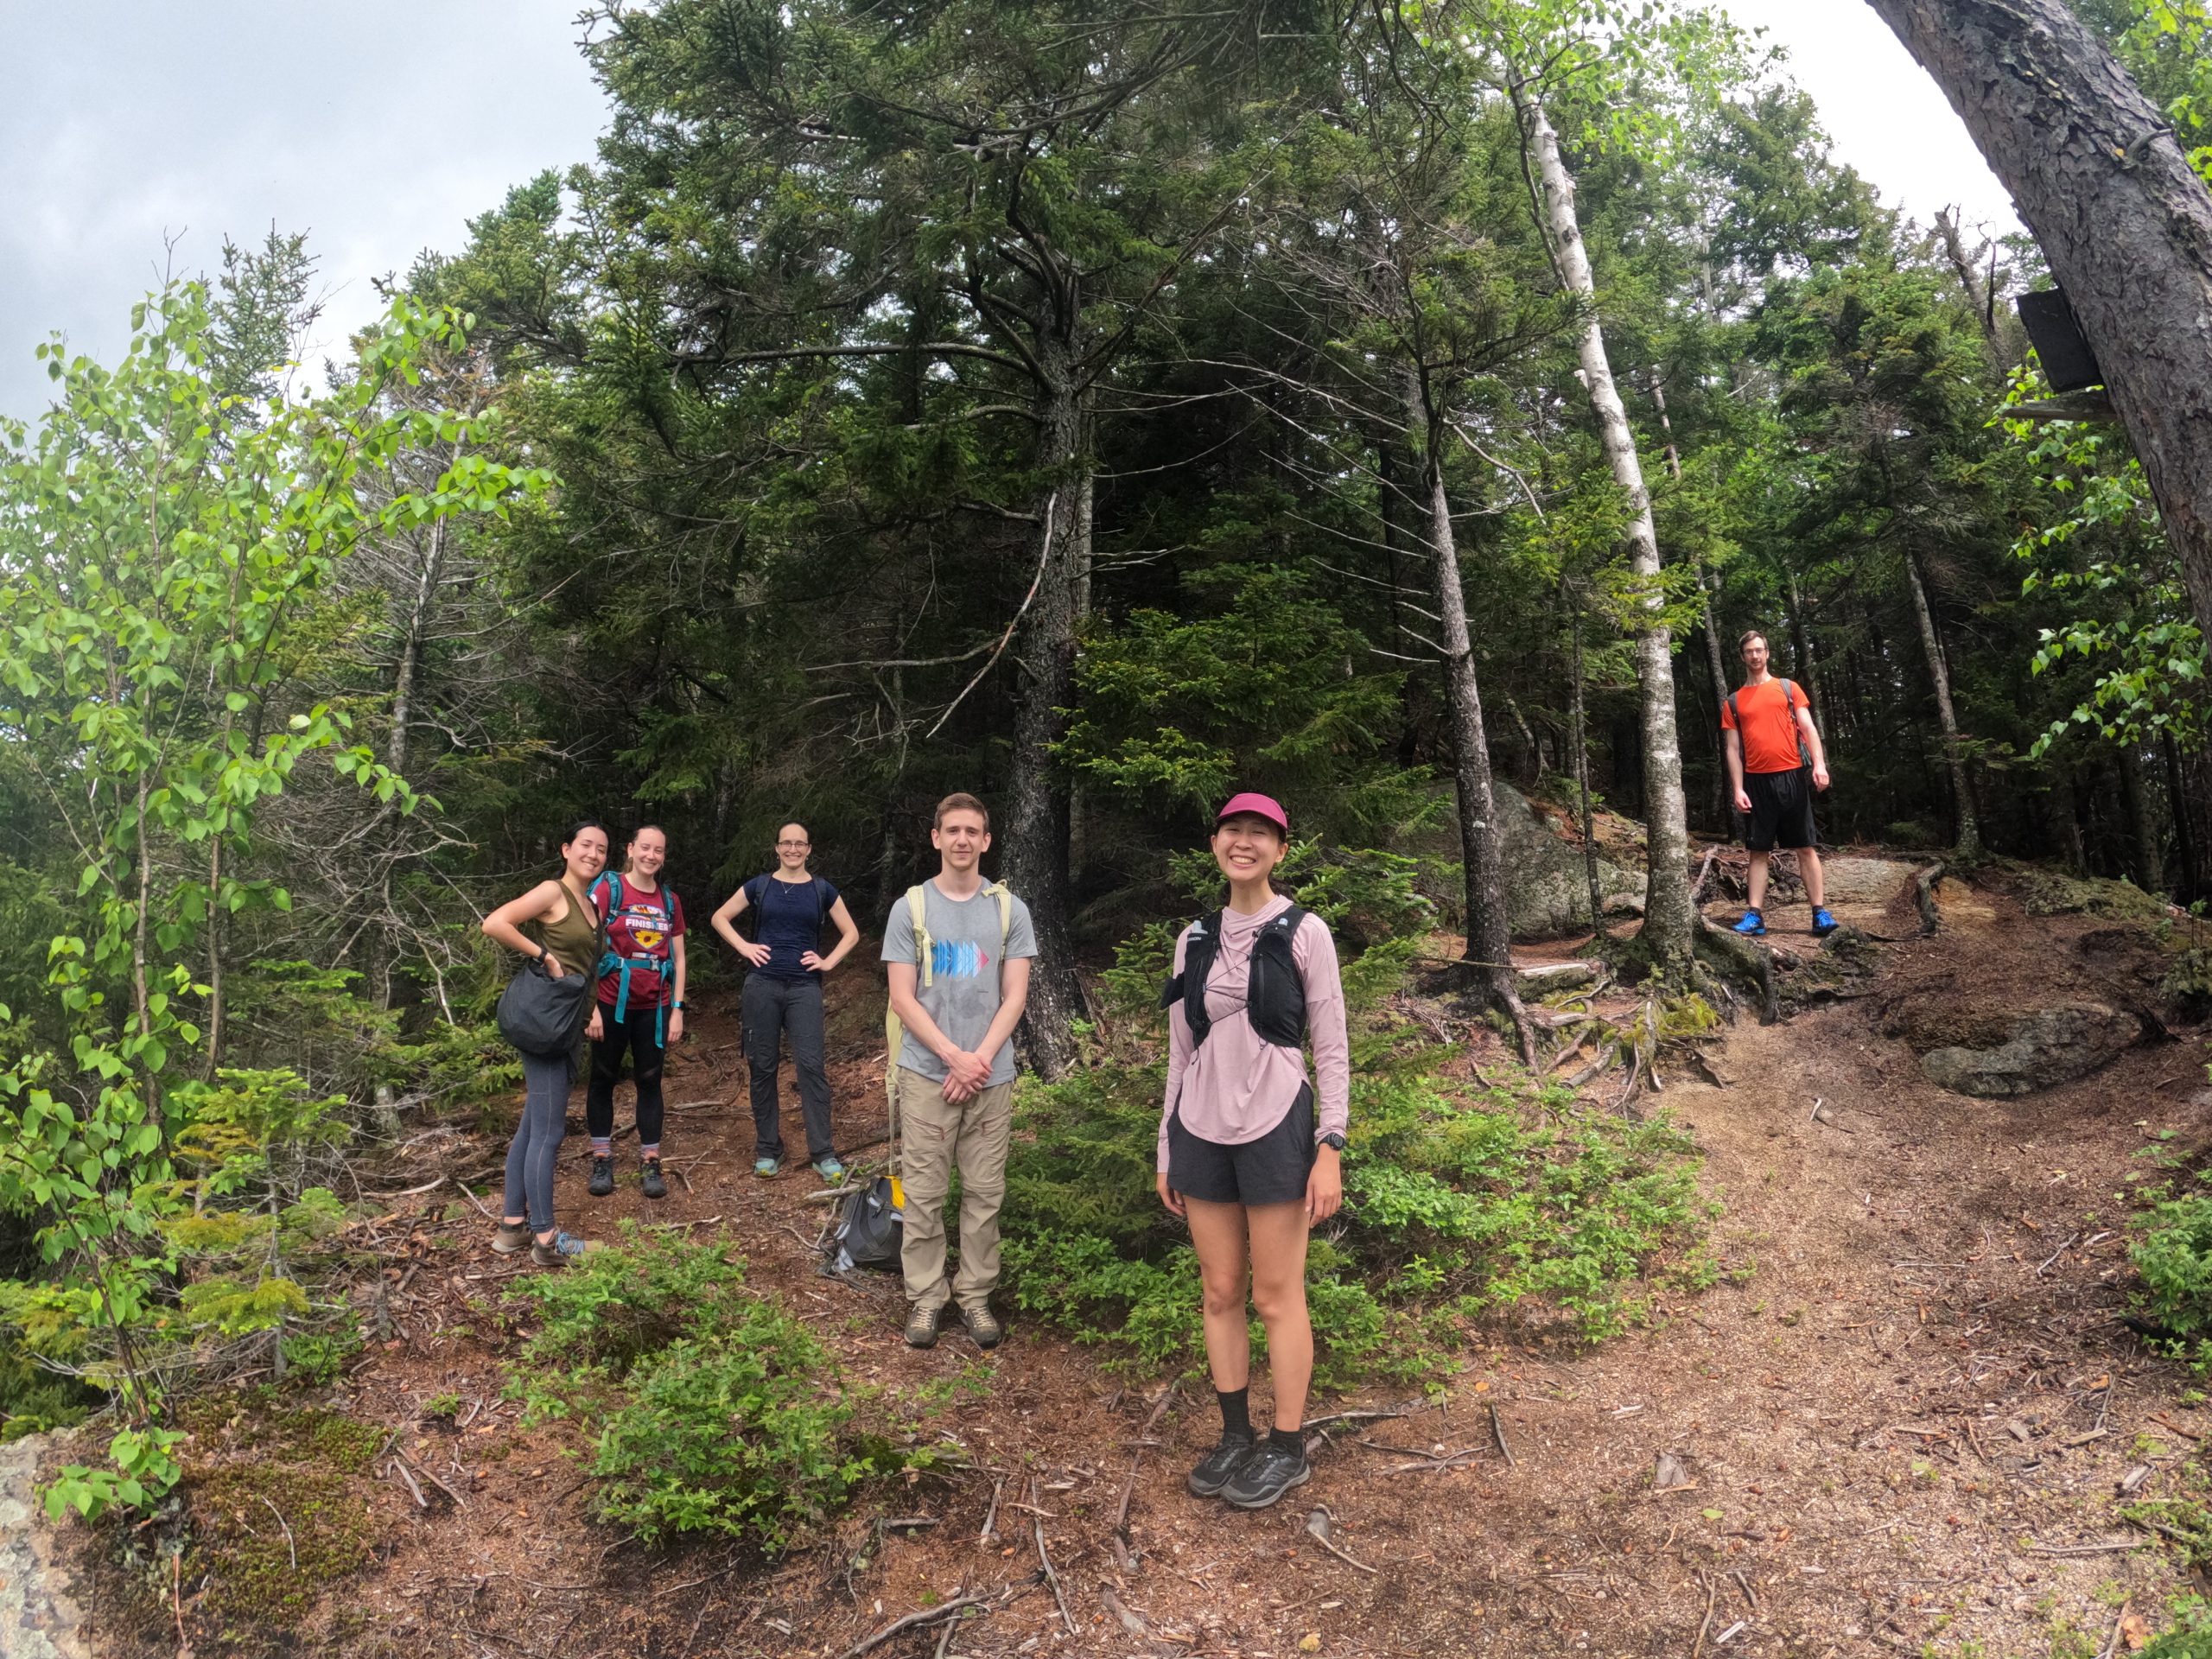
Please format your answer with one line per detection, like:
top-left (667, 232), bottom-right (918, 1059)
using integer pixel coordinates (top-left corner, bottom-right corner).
top-left (1216, 791), bottom-right (1290, 836)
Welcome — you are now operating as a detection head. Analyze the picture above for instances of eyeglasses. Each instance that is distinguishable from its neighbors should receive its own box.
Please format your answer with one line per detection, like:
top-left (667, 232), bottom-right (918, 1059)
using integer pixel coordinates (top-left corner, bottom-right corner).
top-left (777, 839), bottom-right (810, 849)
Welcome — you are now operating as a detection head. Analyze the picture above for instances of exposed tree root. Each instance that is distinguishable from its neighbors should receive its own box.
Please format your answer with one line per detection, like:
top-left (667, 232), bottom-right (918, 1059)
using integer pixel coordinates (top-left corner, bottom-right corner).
top-left (1915, 860), bottom-right (1947, 937)
top-left (1692, 912), bottom-right (1777, 1025)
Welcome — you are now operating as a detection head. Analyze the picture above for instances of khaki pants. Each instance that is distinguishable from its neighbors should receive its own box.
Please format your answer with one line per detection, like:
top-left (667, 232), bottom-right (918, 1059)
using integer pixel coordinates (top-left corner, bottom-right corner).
top-left (897, 1067), bottom-right (1014, 1311)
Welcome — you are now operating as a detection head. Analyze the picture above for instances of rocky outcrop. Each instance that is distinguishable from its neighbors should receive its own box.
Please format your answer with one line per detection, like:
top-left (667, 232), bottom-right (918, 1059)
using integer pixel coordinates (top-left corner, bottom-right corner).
top-left (1493, 782), bottom-right (1643, 942)
top-left (0, 1434), bottom-right (88, 1659)
top-left (1918, 1001), bottom-right (2143, 1097)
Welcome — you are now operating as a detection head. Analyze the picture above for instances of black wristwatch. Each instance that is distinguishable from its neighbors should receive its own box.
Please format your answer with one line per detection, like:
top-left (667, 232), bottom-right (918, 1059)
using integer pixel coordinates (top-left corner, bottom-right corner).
top-left (1319, 1133), bottom-right (1346, 1152)
top-left (535, 944), bottom-right (549, 963)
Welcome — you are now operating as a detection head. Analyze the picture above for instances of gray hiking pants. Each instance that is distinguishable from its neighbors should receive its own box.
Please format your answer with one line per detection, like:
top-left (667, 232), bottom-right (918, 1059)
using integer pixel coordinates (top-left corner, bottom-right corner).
top-left (503, 1050), bottom-right (570, 1234)
top-left (743, 973), bottom-right (836, 1163)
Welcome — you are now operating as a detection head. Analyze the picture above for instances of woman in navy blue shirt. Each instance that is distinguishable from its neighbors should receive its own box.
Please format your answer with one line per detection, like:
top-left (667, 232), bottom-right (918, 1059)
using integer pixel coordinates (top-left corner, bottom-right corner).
top-left (711, 822), bottom-right (861, 1180)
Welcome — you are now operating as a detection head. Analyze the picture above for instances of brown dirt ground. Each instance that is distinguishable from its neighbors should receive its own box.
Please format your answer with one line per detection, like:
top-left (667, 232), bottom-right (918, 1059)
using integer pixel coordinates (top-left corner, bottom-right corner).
top-left (56, 855), bottom-right (2212, 1659)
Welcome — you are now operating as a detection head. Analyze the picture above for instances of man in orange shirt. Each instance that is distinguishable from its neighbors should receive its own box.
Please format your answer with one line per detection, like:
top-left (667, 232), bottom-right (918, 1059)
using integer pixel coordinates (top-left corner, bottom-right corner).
top-left (1720, 630), bottom-right (1836, 938)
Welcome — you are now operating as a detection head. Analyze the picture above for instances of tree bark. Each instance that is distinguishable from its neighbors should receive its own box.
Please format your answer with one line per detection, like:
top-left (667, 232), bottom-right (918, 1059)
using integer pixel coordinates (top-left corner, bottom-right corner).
top-left (1866, 0), bottom-right (2212, 646)
top-left (1527, 95), bottom-right (1694, 975)
top-left (1001, 365), bottom-right (1090, 1079)
top-left (1786, 574), bottom-right (1825, 724)
top-left (1570, 606), bottom-right (1605, 931)
top-left (2120, 741), bottom-right (2165, 894)
top-left (1903, 547), bottom-right (1982, 857)
top-left (1408, 385), bottom-right (1526, 1049)
top-left (1933, 206), bottom-right (1997, 341)
top-left (2165, 731), bottom-right (2199, 900)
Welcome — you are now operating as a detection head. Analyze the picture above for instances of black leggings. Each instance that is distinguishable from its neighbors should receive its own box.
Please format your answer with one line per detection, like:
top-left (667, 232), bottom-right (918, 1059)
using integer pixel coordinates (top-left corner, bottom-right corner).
top-left (588, 1005), bottom-right (667, 1152)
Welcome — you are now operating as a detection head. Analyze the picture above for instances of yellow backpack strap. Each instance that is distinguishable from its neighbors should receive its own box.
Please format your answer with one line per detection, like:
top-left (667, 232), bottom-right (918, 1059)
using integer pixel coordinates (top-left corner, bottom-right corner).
top-left (985, 881), bottom-right (1011, 950)
top-left (907, 884), bottom-right (934, 988)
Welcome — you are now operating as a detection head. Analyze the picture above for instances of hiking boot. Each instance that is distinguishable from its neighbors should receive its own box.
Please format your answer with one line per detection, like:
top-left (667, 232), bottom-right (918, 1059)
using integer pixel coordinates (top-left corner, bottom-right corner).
top-left (1220, 1440), bottom-right (1311, 1510)
top-left (1732, 908), bottom-right (1766, 937)
top-left (905, 1302), bottom-right (944, 1349)
top-left (754, 1156), bottom-right (781, 1179)
top-left (640, 1160), bottom-right (667, 1200)
top-left (1186, 1431), bottom-right (1256, 1498)
top-left (1811, 907), bottom-right (1839, 937)
top-left (491, 1221), bottom-right (531, 1255)
top-left (588, 1155), bottom-right (614, 1197)
top-left (531, 1232), bottom-right (589, 1268)
top-left (813, 1156), bottom-right (848, 1185)
top-left (960, 1300), bottom-right (1003, 1350)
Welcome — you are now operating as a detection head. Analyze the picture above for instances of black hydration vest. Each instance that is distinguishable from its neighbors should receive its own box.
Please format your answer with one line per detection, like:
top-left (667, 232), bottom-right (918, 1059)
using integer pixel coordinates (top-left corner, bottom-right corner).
top-left (1160, 905), bottom-right (1311, 1050)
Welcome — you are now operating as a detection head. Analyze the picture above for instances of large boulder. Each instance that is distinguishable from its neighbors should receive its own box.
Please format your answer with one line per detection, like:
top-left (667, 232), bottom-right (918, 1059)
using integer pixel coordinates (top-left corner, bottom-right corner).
top-left (1917, 1001), bottom-right (2142, 1097)
top-left (1492, 781), bottom-right (1643, 941)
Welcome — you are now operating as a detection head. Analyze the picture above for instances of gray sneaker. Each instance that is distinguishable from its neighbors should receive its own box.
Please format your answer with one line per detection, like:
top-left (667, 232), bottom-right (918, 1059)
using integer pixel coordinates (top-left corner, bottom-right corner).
top-left (1186, 1432), bottom-right (1256, 1497)
top-left (1220, 1440), bottom-right (1311, 1510)
top-left (904, 1302), bottom-right (943, 1349)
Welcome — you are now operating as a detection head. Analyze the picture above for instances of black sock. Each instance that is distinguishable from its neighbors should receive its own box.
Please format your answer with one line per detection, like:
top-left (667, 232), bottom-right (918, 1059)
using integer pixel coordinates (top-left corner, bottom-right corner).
top-left (1217, 1387), bottom-right (1251, 1439)
top-left (1268, 1426), bottom-right (1304, 1457)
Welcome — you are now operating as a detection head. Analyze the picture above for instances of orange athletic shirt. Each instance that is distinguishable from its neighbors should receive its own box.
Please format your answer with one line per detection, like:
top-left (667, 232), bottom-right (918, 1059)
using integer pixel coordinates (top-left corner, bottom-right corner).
top-left (1721, 677), bottom-right (1808, 775)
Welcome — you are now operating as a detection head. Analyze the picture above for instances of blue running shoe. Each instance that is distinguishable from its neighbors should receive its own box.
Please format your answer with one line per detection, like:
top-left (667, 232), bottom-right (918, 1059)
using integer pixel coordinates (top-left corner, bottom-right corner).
top-left (813, 1157), bottom-right (847, 1185)
top-left (1811, 906), bottom-right (1839, 937)
top-left (1732, 909), bottom-right (1766, 937)
top-left (754, 1156), bottom-right (781, 1179)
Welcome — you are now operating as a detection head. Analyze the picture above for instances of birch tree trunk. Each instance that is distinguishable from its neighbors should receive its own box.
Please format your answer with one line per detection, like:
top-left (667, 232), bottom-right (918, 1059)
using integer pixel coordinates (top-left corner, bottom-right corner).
top-left (1527, 95), bottom-right (1695, 974)
top-left (1903, 547), bottom-right (1983, 857)
top-left (1570, 607), bottom-right (1605, 931)
top-left (1866, 0), bottom-right (2212, 646)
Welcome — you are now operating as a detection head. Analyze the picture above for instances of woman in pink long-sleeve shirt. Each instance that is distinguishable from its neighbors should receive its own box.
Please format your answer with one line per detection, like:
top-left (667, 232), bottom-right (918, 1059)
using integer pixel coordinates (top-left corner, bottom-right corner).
top-left (1155, 792), bottom-right (1351, 1512)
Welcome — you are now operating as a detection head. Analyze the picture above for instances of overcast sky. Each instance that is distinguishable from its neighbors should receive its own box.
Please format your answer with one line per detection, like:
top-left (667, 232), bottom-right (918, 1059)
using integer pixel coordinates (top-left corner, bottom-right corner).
top-left (0, 0), bottom-right (2026, 424)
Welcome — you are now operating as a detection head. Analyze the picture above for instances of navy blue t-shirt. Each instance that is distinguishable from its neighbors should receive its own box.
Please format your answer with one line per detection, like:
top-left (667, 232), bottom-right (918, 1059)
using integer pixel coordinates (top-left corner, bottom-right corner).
top-left (742, 874), bottom-right (839, 980)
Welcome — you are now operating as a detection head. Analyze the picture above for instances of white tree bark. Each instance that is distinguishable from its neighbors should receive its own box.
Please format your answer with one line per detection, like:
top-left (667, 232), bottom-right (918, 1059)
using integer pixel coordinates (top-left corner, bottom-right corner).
top-left (1527, 95), bottom-right (1696, 972)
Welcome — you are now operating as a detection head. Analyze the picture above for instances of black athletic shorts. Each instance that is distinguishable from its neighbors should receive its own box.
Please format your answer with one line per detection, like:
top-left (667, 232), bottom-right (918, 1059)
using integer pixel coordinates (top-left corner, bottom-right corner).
top-left (1166, 1084), bottom-right (1315, 1207)
top-left (1745, 766), bottom-right (1818, 852)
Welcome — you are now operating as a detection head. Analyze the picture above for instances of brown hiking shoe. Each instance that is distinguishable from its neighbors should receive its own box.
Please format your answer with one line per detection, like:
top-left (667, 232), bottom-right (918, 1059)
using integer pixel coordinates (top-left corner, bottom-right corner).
top-left (960, 1300), bottom-right (1003, 1350)
top-left (491, 1222), bottom-right (531, 1255)
top-left (531, 1232), bottom-right (589, 1268)
top-left (905, 1302), bottom-right (944, 1349)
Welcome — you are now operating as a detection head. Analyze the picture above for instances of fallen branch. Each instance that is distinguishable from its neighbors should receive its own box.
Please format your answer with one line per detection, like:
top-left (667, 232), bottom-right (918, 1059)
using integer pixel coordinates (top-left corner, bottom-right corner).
top-left (1914, 861), bottom-right (1947, 937)
top-left (1302, 1506), bottom-right (1379, 1574)
top-left (1490, 1402), bottom-right (1516, 1467)
top-left (830, 1592), bottom-right (998, 1659)
top-left (1032, 1477), bottom-right (1077, 1637)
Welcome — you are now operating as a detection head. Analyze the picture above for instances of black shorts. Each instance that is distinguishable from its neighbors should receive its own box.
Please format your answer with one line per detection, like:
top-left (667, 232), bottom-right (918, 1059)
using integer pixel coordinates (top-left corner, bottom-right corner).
top-left (1167, 1084), bottom-right (1315, 1207)
top-left (1745, 766), bottom-right (1818, 852)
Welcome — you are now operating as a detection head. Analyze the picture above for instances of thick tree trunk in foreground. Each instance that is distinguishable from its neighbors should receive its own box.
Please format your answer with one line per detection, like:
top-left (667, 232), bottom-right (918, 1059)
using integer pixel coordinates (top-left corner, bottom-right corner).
top-left (1866, 0), bottom-right (2212, 645)
top-left (1002, 368), bottom-right (1090, 1079)
top-left (1903, 548), bottom-right (1983, 858)
top-left (1528, 96), bottom-right (1694, 975)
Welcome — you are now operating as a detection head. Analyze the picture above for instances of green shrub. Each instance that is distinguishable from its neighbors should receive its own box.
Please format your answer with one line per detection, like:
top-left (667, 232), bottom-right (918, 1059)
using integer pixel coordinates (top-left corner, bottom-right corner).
top-left (2133, 1183), bottom-right (2212, 1367)
top-left (507, 1227), bottom-right (912, 1550)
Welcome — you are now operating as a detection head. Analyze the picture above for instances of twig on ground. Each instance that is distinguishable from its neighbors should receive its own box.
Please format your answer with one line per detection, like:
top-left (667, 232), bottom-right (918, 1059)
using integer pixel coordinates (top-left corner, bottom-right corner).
top-left (1113, 1451), bottom-right (1142, 1539)
top-left (830, 1592), bottom-right (997, 1659)
top-left (258, 1495), bottom-right (296, 1568)
top-left (980, 1476), bottom-right (1004, 1547)
top-left (1101, 1583), bottom-right (1151, 1635)
top-left (1490, 1402), bottom-right (1516, 1467)
top-left (1690, 1571), bottom-right (1717, 1659)
top-left (1302, 1507), bottom-right (1379, 1574)
top-left (389, 1458), bottom-right (428, 1510)
top-left (1031, 1477), bottom-right (1077, 1637)
top-left (1141, 1382), bottom-right (1179, 1433)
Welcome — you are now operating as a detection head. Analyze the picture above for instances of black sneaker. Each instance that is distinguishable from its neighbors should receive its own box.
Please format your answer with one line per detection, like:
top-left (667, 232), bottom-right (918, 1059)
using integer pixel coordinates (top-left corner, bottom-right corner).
top-left (640, 1160), bottom-right (667, 1200)
top-left (1186, 1432), bottom-right (1256, 1497)
top-left (1221, 1440), bottom-right (1311, 1510)
top-left (588, 1155), bottom-right (614, 1197)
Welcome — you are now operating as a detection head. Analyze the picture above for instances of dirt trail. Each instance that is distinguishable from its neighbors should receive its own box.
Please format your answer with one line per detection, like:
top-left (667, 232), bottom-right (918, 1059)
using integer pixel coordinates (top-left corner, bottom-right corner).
top-left (58, 859), bottom-right (2212, 1657)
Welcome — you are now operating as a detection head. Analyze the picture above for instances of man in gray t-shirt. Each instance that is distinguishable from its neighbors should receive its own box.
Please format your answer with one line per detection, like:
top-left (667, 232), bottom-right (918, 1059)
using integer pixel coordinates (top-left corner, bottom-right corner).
top-left (881, 794), bottom-right (1035, 1349)
top-left (881, 883), bottom-right (1038, 1086)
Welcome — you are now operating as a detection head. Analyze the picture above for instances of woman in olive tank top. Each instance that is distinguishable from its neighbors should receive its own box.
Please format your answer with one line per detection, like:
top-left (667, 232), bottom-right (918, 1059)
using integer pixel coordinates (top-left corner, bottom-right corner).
top-left (480, 819), bottom-right (609, 1267)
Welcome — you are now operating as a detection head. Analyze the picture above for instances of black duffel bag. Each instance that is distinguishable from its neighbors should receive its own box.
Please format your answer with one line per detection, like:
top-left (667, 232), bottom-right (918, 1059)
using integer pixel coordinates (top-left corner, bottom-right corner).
top-left (496, 957), bottom-right (595, 1058)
